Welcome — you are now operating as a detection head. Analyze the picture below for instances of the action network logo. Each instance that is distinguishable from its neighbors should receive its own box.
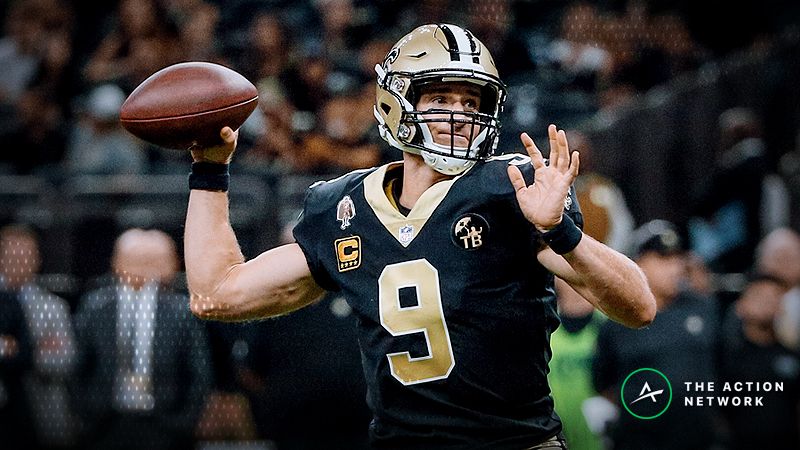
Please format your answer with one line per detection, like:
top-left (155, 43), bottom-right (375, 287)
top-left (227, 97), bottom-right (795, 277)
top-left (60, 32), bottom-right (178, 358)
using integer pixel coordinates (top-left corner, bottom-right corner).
top-left (621, 368), bottom-right (673, 419)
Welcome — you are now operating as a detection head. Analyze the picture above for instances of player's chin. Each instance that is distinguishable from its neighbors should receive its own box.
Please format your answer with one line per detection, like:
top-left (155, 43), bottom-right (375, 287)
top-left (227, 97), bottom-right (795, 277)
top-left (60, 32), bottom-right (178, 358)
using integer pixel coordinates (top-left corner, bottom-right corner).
top-left (434, 134), bottom-right (470, 148)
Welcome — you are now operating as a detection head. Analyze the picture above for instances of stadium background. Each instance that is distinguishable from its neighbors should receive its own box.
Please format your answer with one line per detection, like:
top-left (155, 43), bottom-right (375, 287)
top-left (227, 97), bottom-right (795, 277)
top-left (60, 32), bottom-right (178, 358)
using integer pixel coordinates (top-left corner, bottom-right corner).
top-left (2, 0), bottom-right (799, 291)
top-left (1, 0), bottom-right (800, 449)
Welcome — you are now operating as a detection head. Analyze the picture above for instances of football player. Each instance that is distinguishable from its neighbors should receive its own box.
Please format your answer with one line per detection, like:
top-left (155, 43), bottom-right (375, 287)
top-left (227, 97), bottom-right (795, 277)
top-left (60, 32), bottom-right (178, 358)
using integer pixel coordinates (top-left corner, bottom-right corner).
top-left (184, 24), bottom-right (655, 449)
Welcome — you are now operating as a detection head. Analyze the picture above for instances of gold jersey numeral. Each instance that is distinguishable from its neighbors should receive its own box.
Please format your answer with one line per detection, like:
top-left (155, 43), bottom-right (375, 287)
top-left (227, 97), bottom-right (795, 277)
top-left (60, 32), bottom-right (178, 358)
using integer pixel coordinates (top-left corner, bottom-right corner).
top-left (378, 259), bottom-right (455, 385)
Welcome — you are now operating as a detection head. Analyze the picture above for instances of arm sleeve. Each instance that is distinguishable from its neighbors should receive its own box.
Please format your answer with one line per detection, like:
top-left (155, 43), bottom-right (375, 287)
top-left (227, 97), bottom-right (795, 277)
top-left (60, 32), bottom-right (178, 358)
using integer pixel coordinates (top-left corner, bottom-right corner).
top-left (292, 185), bottom-right (339, 292)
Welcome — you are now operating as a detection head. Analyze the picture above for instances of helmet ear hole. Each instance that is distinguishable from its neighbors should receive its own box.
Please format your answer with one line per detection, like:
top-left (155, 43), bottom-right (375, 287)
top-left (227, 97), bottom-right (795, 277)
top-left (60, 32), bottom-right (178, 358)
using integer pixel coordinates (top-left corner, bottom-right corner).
top-left (480, 85), bottom-right (498, 115)
top-left (381, 103), bottom-right (391, 114)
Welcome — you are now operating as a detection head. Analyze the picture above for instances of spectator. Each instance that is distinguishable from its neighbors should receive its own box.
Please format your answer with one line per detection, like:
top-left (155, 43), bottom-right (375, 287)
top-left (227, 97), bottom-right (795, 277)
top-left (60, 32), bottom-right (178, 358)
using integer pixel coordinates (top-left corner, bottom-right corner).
top-left (754, 228), bottom-right (800, 351)
top-left (0, 225), bottom-right (77, 449)
top-left (82, 0), bottom-right (180, 93)
top-left (546, 2), bottom-right (611, 94)
top-left (567, 130), bottom-right (634, 253)
top-left (64, 83), bottom-right (146, 175)
top-left (309, 0), bottom-right (374, 77)
top-left (225, 223), bottom-right (370, 449)
top-left (593, 220), bottom-right (721, 450)
top-left (283, 52), bottom-right (333, 119)
top-left (297, 93), bottom-right (382, 175)
top-left (549, 278), bottom-right (604, 450)
top-left (719, 272), bottom-right (800, 450)
top-left (195, 321), bottom-right (259, 443)
top-left (23, 0), bottom-right (77, 114)
top-left (0, 0), bottom-right (45, 105)
top-left (236, 11), bottom-right (300, 171)
top-left (465, 0), bottom-right (537, 79)
top-left (0, 0), bottom-right (74, 175)
top-left (689, 106), bottom-right (789, 273)
top-left (245, 11), bottom-right (295, 85)
top-left (72, 228), bottom-right (211, 450)
top-left (685, 251), bottom-right (716, 299)
top-left (778, 130), bottom-right (800, 230)
top-left (170, 0), bottom-right (222, 63)
top-left (0, 86), bottom-right (69, 175)
top-left (0, 284), bottom-right (35, 449)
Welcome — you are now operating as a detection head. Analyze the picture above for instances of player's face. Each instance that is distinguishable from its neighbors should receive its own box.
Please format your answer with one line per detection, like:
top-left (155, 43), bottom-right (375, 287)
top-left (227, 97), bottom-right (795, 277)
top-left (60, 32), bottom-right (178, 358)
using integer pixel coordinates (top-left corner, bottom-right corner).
top-left (0, 234), bottom-right (40, 287)
top-left (416, 82), bottom-right (482, 148)
top-left (736, 280), bottom-right (786, 326)
top-left (637, 253), bottom-right (686, 301)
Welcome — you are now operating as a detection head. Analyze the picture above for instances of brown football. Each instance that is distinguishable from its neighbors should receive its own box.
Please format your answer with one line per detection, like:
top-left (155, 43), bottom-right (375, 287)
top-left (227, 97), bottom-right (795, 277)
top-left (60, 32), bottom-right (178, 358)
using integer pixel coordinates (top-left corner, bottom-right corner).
top-left (119, 61), bottom-right (258, 149)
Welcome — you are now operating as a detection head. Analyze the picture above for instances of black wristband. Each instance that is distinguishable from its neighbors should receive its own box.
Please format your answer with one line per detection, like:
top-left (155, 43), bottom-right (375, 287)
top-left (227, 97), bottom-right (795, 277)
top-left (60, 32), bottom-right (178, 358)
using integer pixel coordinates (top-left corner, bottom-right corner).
top-left (541, 214), bottom-right (583, 255)
top-left (189, 162), bottom-right (229, 192)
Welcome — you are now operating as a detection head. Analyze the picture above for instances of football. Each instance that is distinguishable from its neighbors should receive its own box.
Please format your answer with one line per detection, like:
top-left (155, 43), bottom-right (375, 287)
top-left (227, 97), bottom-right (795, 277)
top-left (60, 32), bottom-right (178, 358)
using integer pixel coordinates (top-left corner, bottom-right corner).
top-left (119, 61), bottom-right (259, 149)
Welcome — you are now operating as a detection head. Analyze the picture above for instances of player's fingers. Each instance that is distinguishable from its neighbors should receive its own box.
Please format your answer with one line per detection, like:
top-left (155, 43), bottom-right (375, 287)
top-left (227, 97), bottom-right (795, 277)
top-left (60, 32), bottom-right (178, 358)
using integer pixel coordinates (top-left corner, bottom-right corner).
top-left (507, 165), bottom-right (527, 193)
top-left (521, 133), bottom-right (546, 170)
top-left (548, 124), bottom-right (559, 169)
top-left (220, 126), bottom-right (237, 144)
top-left (570, 151), bottom-right (580, 179)
top-left (557, 129), bottom-right (570, 171)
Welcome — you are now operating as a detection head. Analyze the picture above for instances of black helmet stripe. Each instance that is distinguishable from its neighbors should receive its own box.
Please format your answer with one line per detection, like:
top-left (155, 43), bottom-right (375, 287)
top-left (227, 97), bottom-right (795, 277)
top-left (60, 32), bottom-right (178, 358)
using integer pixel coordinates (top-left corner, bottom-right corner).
top-left (438, 24), bottom-right (461, 61)
top-left (463, 30), bottom-right (481, 64)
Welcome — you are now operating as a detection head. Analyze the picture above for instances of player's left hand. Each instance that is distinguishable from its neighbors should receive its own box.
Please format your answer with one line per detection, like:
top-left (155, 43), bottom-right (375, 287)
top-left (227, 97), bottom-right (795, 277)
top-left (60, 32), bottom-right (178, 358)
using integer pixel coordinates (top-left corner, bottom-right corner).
top-left (507, 124), bottom-right (580, 232)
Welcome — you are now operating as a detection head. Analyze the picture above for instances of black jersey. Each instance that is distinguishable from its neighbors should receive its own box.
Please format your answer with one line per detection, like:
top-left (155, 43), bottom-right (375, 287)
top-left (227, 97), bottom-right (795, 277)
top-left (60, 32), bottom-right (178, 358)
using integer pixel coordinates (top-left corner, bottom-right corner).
top-left (293, 155), bottom-right (583, 449)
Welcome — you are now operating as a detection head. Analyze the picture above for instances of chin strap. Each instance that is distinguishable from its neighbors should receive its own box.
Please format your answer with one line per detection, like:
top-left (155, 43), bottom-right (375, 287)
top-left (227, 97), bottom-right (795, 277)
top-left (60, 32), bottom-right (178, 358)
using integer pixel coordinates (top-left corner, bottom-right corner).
top-left (421, 151), bottom-right (475, 175)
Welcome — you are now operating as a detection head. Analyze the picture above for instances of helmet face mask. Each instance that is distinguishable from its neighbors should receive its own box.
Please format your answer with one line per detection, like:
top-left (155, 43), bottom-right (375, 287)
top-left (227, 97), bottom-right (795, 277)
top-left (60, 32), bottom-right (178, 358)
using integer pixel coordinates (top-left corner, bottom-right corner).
top-left (374, 24), bottom-right (507, 175)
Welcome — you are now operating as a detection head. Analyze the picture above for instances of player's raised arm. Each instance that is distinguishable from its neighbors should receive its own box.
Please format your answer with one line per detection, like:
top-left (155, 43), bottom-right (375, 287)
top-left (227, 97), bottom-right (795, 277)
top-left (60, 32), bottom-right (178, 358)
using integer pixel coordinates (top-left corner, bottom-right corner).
top-left (185, 127), bottom-right (325, 322)
top-left (508, 125), bottom-right (656, 328)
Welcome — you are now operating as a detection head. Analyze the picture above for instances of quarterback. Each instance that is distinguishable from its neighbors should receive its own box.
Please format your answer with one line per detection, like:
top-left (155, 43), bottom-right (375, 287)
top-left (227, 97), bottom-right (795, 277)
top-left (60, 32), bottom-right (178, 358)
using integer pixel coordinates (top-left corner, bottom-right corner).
top-left (185, 24), bottom-right (655, 449)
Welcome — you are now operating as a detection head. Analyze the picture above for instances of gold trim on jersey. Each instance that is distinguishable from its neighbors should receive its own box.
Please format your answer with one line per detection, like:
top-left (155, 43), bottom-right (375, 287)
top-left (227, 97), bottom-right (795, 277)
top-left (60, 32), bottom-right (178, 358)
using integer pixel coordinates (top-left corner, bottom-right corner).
top-left (383, 176), bottom-right (401, 211)
top-left (364, 162), bottom-right (462, 247)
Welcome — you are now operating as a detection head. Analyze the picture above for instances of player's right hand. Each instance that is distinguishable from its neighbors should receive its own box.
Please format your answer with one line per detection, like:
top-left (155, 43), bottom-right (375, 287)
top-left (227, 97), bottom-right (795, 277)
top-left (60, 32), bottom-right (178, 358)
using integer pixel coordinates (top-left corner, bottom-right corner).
top-left (191, 126), bottom-right (238, 164)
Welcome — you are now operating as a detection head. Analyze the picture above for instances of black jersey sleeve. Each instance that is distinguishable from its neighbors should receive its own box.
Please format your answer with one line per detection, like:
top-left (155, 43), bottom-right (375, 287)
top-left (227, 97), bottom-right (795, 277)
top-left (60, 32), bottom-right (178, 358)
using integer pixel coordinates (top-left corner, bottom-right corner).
top-left (291, 168), bottom-right (376, 292)
top-left (293, 183), bottom-right (339, 292)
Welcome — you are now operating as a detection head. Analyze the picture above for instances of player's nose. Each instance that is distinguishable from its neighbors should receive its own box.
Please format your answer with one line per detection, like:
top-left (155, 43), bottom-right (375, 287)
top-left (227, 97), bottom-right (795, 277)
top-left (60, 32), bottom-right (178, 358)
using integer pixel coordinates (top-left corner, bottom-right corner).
top-left (451, 100), bottom-right (469, 112)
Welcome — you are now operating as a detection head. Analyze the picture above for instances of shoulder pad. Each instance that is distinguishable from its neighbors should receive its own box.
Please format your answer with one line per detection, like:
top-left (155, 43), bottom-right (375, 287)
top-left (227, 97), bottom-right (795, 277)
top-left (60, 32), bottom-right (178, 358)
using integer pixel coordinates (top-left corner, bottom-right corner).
top-left (301, 167), bottom-right (377, 218)
top-left (470, 153), bottom-right (535, 196)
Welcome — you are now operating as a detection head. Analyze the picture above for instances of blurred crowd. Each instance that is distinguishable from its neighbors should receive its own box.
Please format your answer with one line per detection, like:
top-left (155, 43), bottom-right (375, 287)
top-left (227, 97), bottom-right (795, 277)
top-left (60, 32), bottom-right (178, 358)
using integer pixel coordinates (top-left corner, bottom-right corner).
top-left (0, 0), bottom-right (775, 177)
top-left (1, 219), bottom-right (798, 449)
top-left (0, 223), bottom-right (369, 450)
top-left (1, 0), bottom-right (800, 449)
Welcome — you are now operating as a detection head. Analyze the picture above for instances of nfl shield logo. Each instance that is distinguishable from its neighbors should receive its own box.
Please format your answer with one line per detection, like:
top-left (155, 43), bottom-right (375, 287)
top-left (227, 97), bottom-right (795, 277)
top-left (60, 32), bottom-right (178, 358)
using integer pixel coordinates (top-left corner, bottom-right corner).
top-left (398, 225), bottom-right (414, 244)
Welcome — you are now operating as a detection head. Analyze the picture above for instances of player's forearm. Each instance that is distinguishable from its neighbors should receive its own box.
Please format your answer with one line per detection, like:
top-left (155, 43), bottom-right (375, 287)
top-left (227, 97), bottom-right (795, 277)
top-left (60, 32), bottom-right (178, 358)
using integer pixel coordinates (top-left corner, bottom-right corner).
top-left (565, 236), bottom-right (656, 328)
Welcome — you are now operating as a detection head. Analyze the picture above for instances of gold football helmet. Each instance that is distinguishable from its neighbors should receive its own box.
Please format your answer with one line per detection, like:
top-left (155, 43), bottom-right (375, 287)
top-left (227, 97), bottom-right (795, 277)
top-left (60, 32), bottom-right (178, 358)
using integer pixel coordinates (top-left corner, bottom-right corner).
top-left (374, 23), bottom-right (507, 175)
